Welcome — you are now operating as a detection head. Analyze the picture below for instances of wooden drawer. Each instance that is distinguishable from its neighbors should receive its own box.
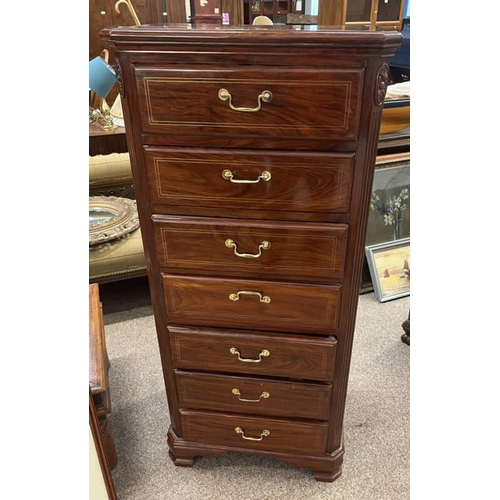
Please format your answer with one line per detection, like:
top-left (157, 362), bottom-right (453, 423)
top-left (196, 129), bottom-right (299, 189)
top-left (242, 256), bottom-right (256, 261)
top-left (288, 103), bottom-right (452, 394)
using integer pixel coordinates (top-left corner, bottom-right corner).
top-left (169, 326), bottom-right (337, 382)
top-left (135, 67), bottom-right (362, 142)
top-left (145, 148), bottom-right (354, 216)
top-left (153, 216), bottom-right (348, 283)
top-left (163, 275), bottom-right (341, 334)
top-left (181, 410), bottom-right (328, 456)
top-left (176, 371), bottom-right (331, 420)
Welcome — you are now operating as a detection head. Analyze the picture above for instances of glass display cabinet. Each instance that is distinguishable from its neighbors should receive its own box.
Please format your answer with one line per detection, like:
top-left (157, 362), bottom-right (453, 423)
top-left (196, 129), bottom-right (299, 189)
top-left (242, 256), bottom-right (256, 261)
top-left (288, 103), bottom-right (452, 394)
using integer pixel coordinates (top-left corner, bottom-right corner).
top-left (319, 0), bottom-right (405, 30)
top-left (248, 0), bottom-right (305, 24)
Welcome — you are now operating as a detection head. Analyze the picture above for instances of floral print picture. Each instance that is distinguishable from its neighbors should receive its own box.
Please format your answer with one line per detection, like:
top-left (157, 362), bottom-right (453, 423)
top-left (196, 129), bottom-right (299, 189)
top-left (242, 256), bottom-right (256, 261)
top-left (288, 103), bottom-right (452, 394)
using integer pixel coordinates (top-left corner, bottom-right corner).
top-left (365, 155), bottom-right (410, 246)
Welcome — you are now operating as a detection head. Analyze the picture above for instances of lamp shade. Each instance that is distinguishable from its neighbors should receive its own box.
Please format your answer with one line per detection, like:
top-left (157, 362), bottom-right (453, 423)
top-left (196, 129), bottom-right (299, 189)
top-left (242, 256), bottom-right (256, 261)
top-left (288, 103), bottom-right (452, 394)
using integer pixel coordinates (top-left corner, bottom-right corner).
top-left (89, 56), bottom-right (116, 98)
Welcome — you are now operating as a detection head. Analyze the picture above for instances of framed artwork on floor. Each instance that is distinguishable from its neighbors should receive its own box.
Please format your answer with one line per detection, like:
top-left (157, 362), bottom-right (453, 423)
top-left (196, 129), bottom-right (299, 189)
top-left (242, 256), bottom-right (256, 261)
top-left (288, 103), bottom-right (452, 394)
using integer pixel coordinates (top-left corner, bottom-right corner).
top-left (361, 152), bottom-right (410, 293)
top-left (365, 238), bottom-right (410, 302)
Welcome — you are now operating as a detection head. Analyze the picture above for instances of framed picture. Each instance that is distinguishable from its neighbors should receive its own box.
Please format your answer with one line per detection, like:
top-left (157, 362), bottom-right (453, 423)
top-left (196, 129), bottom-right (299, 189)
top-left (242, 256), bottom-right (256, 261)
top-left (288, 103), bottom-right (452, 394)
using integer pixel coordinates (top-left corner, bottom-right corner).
top-left (361, 152), bottom-right (410, 292)
top-left (365, 238), bottom-right (410, 302)
top-left (366, 153), bottom-right (410, 247)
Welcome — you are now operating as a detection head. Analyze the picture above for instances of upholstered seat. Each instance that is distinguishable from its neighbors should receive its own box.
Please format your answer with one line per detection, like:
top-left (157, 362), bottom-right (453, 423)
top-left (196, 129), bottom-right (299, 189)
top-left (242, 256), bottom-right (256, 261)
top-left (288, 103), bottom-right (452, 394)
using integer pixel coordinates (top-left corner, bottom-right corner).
top-left (89, 227), bottom-right (146, 283)
top-left (89, 152), bottom-right (133, 190)
top-left (89, 152), bottom-right (146, 283)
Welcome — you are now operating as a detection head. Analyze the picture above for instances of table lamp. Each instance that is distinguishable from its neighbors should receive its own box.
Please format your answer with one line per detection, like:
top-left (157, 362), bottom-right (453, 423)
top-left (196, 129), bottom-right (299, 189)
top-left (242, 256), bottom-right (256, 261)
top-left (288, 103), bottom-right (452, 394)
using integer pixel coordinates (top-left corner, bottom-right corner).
top-left (89, 55), bottom-right (117, 130)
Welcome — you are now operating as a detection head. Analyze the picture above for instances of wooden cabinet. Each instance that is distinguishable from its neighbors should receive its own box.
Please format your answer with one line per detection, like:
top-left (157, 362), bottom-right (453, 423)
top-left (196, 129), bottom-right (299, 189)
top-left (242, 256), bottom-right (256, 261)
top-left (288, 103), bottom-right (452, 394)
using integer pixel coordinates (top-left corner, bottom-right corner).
top-left (248, 0), bottom-right (304, 23)
top-left (319, 0), bottom-right (405, 30)
top-left (89, 283), bottom-right (117, 469)
top-left (190, 0), bottom-right (223, 24)
top-left (102, 24), bottom-right (402, 482)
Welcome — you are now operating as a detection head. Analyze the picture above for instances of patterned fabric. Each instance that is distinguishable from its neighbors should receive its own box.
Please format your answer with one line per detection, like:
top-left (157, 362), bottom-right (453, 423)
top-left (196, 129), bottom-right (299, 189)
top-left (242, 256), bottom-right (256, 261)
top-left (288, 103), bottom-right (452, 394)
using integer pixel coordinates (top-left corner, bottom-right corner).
top-left (89, 153), bottom-right (132, 188)
top-left (89, 227), bottom-right (146, 280)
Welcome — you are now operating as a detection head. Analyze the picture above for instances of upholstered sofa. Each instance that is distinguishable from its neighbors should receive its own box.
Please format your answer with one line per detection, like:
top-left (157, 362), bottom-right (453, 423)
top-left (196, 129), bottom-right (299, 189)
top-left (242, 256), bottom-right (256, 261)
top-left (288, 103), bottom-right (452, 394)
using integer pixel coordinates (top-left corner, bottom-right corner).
top-left (89, 153), bottom-right (146, 283)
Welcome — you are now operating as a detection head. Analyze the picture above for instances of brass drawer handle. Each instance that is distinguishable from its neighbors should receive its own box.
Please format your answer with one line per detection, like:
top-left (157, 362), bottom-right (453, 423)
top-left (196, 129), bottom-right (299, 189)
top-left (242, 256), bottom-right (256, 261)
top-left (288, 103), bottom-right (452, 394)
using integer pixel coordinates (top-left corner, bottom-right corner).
top-left (222, 169), bottom-right (271, 184)
top-left (218, 88), bottom-right (273, 112)
top-left (230, 347), bottom-right (270, 363)
top-left (229, 291), bottom-right (271, 303)
top-left (234, 427), bottom-right (270, 441)
top-left (232, 388), bottom-right (270, 402)
top-left (225, 239), bottom-right (271, 259)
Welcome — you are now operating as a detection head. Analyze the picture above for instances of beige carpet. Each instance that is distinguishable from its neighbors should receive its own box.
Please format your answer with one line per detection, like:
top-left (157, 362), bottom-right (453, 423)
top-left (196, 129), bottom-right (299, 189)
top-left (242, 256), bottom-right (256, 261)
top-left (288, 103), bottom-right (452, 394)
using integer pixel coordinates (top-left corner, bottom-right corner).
top-left (100, 277), bottom-right (410, 500)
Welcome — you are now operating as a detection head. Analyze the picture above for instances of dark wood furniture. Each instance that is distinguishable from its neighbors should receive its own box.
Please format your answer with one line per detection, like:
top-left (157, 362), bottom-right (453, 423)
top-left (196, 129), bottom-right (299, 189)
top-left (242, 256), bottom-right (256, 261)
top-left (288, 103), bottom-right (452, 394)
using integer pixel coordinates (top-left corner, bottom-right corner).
top-left (190, 0), bottom-right (223, 24)
top-left (90, 388), bottom-right (118, 500)
top-left (318, 0), bottom-right (405, 30)
top-left (401, 311), bottom-right (410, 345)
top-left (89, 125), bottom-right (128, 157)
top-left (221, 0), bottom-right (245, 25)
top-left (89, 283), bottom-right (117, 469)
top-left (247, 0), bottom-right (305, 24)
top-left (102, 24), bottom-right (402, 482)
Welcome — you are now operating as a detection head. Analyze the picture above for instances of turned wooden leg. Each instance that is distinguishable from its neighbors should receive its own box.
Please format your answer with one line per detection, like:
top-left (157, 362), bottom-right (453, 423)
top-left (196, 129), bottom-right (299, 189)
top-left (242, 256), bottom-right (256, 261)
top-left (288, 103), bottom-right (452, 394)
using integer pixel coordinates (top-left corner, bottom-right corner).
top-left (401, 311), bottom-right (410, 346)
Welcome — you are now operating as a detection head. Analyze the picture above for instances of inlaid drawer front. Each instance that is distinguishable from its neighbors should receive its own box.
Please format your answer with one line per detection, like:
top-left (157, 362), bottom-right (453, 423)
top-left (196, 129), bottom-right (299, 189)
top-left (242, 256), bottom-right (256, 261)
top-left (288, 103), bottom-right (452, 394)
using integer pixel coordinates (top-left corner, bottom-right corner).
top-left (163, 275), bottom-right (341, 334)
top-left (153, 216), bottom-right (348, 282)
top-left (176, 371), bottom-right (332, 420)
top-left (181, 410), bottom-right (328, 456)
top-left (169, 327), bottom-right (337, 382)
top-left (145, 148), bottom-right (354, 215)
top-left (135, 67), bottom-right (362, 141)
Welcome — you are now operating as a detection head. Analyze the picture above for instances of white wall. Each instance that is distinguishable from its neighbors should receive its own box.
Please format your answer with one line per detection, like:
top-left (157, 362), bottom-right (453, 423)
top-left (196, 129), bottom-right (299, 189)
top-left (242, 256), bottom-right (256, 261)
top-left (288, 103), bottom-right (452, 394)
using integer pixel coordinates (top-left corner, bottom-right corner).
top-left (89, 426), bottom-right (110, 500)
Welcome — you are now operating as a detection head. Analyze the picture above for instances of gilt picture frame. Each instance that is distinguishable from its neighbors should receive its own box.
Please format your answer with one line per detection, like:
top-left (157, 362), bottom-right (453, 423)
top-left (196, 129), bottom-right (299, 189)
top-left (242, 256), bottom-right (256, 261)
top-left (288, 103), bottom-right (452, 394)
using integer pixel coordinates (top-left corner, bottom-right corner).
top-left (365, 238), bottom-right (410, 302)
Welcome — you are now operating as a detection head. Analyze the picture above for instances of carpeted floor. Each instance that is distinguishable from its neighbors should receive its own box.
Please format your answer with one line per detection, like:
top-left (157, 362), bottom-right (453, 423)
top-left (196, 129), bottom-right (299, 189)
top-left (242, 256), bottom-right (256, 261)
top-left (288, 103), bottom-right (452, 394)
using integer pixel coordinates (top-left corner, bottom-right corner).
top-left (99, 277), bottom-right (410, 500)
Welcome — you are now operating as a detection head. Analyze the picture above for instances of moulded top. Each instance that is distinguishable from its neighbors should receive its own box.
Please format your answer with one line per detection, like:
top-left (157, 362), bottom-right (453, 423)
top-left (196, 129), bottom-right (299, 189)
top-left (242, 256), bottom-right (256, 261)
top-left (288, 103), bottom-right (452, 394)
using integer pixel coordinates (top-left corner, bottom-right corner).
top-left (101, 23), bottom-right (403, 50)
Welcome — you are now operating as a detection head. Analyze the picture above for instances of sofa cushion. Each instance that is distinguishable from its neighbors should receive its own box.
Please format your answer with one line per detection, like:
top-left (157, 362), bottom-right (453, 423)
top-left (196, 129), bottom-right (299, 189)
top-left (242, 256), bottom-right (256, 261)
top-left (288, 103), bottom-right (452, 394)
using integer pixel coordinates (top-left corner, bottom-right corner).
top-left (89, 153), bottom-right (133, 188)
top-left (89, 227), bottom-right (146, 282)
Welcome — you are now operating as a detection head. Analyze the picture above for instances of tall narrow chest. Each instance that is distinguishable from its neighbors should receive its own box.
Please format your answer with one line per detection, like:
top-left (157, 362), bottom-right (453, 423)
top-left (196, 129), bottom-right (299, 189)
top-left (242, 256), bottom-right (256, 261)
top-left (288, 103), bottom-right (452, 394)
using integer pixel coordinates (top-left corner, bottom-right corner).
top-left (102, 24), bottom-right (402, 482)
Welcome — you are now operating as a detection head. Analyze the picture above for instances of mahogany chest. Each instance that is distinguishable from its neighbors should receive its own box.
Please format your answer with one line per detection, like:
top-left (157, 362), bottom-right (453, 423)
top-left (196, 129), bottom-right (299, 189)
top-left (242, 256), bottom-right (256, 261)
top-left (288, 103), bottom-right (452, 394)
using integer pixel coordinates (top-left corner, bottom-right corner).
top-left (102, 24), bottom-right (402, 482)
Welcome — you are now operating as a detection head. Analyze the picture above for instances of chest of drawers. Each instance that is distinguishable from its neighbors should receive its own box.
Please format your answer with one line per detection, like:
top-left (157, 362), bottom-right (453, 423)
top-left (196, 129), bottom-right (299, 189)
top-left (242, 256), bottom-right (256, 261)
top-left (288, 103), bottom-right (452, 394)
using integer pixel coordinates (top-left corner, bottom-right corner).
top-left (102, 24), bottom-right (402, 482)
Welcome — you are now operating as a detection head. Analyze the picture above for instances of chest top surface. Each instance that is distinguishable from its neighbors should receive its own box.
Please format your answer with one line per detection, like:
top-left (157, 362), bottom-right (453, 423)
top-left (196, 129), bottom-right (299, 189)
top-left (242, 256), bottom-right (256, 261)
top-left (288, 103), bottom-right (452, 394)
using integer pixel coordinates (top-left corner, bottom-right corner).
top-left (101, 23), bottom-right (402, 51)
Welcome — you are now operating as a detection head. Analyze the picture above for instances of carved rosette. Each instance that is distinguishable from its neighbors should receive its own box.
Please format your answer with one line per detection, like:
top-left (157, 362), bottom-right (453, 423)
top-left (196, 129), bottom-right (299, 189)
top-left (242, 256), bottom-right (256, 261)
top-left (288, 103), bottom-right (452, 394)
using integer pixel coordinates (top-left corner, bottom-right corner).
top-left (114, 58), bottom-right (125, 99)
top-left (375, 63), bottom-right (390, 106)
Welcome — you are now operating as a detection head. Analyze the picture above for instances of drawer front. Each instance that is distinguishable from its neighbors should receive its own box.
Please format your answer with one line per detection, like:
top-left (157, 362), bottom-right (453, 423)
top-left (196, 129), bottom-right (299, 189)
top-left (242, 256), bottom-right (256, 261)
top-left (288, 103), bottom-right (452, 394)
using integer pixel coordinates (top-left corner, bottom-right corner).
top-left (135, 67), bottom-right (362, 141)
top-left (176, 371), bottom-right (331, 420)
top-left (169, 326), bottom-right (337, 382)
top-left (163, 275), bottom-right (341, 334)
top-left (145, 149), bottom-right (354, 215)
top-left (153, 216), bottom-right (348, 282)
top-left (181, 410), bottom-right (328, 456)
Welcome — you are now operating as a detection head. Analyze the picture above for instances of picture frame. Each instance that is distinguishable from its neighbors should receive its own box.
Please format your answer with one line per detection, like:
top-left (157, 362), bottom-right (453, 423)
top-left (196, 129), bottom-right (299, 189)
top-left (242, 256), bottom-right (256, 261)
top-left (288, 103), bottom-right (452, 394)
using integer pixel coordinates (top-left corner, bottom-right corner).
top-left (365, 238), bottom-right (410, 302)
top-left (366, 153), bottom-right (410, 247)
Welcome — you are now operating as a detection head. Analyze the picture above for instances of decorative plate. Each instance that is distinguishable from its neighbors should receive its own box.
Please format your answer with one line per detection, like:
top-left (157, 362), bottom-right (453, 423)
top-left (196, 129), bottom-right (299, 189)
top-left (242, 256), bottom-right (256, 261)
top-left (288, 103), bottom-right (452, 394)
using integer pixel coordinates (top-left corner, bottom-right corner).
top-left (89, 196), bottom-right (140, 246)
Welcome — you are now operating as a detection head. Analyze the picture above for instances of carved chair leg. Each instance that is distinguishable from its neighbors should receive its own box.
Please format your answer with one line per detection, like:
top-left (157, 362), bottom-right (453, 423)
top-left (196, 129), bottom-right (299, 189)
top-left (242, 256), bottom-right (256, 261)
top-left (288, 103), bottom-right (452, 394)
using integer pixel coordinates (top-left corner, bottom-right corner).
top-left (401, 311), bottom-right (410, 346)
